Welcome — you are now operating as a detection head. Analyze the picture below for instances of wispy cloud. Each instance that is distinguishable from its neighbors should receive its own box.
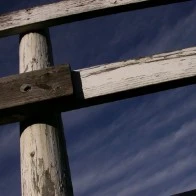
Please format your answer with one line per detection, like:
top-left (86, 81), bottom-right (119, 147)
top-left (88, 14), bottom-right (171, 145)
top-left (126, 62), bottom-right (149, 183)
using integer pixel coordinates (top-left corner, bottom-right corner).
top-left (118, 2), bottom-right (196, 59)
top-left (64, 83), bottom-right (196, 196)
top-left (67, 98), bottom-right (196, 195)
top-left (0, 1), bottom-right (196, 196)
top-left (58, 4), bottom-right (196, 195)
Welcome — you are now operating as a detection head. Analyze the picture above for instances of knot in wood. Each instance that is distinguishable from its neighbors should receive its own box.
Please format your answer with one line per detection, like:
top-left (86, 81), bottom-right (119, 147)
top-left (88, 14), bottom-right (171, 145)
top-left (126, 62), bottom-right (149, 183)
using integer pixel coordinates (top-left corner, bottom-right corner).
top-left (20, 84), bottom-right (32, 92)
top-left (30, 151), bottom-right (35, 157)
top-left (109, 0), bottom-right (117, 4)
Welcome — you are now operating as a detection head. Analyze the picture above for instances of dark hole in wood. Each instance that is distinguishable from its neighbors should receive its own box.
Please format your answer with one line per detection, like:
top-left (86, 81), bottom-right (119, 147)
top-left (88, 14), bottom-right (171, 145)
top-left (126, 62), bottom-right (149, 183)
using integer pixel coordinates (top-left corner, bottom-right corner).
top-left (20, 84), bottom-right (32, 92)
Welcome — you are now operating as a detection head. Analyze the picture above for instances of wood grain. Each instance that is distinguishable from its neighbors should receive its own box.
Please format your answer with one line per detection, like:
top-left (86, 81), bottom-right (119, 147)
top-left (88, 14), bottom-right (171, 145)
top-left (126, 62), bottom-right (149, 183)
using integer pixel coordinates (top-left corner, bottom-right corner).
top-left (0, 0), bottom-right (191, 37)
top-left (77, 47), bottom-right (196, 100)
top-left (0, 65), bottom-right (72, 110)
top-left (0, 47), bottom-right (196, 124)
top-left (19, 30), bottom-right (73, 196)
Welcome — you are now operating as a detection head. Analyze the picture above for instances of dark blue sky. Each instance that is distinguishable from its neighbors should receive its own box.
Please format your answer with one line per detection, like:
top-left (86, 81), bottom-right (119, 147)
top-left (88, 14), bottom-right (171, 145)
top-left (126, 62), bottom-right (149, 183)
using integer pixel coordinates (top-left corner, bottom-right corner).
top-left (0, 0), bottom-right (196, 195)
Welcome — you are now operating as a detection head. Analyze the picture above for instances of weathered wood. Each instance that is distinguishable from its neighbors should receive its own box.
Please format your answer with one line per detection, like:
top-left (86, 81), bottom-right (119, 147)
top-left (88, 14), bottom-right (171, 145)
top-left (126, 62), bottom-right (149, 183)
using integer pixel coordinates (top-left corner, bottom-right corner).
top-left (76, 47), bottom-right (196, 101)
top-left (0, 0), bottom-right (191, 37)
top-left (19, 30), bottom-right (73, 196)
top-left (0, 65), bottom-right (72, 110)
top-left (0, 46), bottom-right (196, 125)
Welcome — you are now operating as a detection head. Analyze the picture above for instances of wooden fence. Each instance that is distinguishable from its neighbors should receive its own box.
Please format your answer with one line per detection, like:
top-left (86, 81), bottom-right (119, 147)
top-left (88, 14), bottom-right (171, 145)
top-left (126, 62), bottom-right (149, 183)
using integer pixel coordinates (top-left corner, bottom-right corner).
top-left (0, 0), bottom-right (194, 195)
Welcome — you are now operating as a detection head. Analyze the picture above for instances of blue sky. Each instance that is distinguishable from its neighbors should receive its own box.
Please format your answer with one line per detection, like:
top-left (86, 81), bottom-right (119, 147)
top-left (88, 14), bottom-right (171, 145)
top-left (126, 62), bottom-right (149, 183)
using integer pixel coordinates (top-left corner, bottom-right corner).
top-left (0, 0), bottom-right (196, 195)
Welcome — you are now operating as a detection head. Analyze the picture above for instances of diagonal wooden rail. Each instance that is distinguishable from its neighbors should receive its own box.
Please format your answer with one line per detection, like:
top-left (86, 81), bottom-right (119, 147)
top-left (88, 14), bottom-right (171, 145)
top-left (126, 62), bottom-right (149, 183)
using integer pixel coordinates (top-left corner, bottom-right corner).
top-left (0, 0), bottom-right (195, 195)
top-left (0, 46), bottom-right (196, 125)
top-left (0, 0), bottom-right (191, 37)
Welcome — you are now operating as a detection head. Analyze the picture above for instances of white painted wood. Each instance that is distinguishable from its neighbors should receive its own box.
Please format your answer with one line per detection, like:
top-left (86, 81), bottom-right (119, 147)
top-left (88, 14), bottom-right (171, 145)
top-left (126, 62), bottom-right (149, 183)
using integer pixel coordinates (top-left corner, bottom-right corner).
top-left (19, 30), bottom-right (73, 196)
top-left (0, 0), bottom-right (189, 37)
top-left (0, 46), bottom-right (196, 124)
top-left (76, 47), bottom-right (196, 99)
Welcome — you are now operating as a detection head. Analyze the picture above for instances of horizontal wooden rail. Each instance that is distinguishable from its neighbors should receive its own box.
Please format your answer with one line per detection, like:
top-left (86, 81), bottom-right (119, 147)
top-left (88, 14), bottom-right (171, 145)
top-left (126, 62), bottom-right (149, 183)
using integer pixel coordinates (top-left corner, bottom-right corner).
top-left (0, 65), bottom-right (73, 124)
top-left (0, 46), bottom-right (196, 124)
top-left (72, 46), bottom-right (196, 106)
top-left (0, 0), bottom-right (191, 37)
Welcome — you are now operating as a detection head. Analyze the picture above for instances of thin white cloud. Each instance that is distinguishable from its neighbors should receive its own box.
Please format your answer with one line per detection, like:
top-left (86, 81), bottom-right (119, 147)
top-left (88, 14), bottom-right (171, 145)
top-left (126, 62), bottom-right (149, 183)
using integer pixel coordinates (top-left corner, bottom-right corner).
top-left (68, 86), bottom-right (196, 159)
top-left (106, 155), bottom-right (196, 196)
top-left (0, 1), bottom-right (196, 196)
top-left (67, 86), bottom-right (196, 195)
top-left (64, 5), bottom-right (196, 194)
top-left (119, 2), bottom-right (196, 59)
top-left (71, 118), bottom-right (196, 194)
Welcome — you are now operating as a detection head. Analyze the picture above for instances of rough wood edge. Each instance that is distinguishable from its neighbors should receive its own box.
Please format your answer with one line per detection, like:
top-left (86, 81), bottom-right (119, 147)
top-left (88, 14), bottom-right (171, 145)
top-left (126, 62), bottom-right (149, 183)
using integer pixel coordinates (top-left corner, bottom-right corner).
top-left (0, 64), bottom-right (73, 110)
top-left (77, 46), bottom-right (196, 98)
top-left (19, 30), bottom-right (73, 196)
top-left (0, 46), bottom-right (196, 124)
top-left (0, 0), bottom-right (191, 37)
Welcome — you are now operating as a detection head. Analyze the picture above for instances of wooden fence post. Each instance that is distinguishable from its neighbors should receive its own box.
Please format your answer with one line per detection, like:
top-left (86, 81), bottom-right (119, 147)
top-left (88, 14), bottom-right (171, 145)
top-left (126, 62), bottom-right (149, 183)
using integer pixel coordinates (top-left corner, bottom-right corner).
top-left (19, 29), bottom-right (73, 196)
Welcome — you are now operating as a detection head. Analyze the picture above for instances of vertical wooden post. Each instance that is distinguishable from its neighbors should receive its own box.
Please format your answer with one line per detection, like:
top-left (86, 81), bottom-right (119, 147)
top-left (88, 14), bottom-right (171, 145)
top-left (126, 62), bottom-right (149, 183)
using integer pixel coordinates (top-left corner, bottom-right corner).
top-left (19, 30), bottom-right (73, 196)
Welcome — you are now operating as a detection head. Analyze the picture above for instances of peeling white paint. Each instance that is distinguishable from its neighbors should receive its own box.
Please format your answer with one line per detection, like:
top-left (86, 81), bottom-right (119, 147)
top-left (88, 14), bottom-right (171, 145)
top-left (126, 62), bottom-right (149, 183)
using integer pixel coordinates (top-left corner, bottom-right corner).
top-left (19, 31), bottom-right (72, 196)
